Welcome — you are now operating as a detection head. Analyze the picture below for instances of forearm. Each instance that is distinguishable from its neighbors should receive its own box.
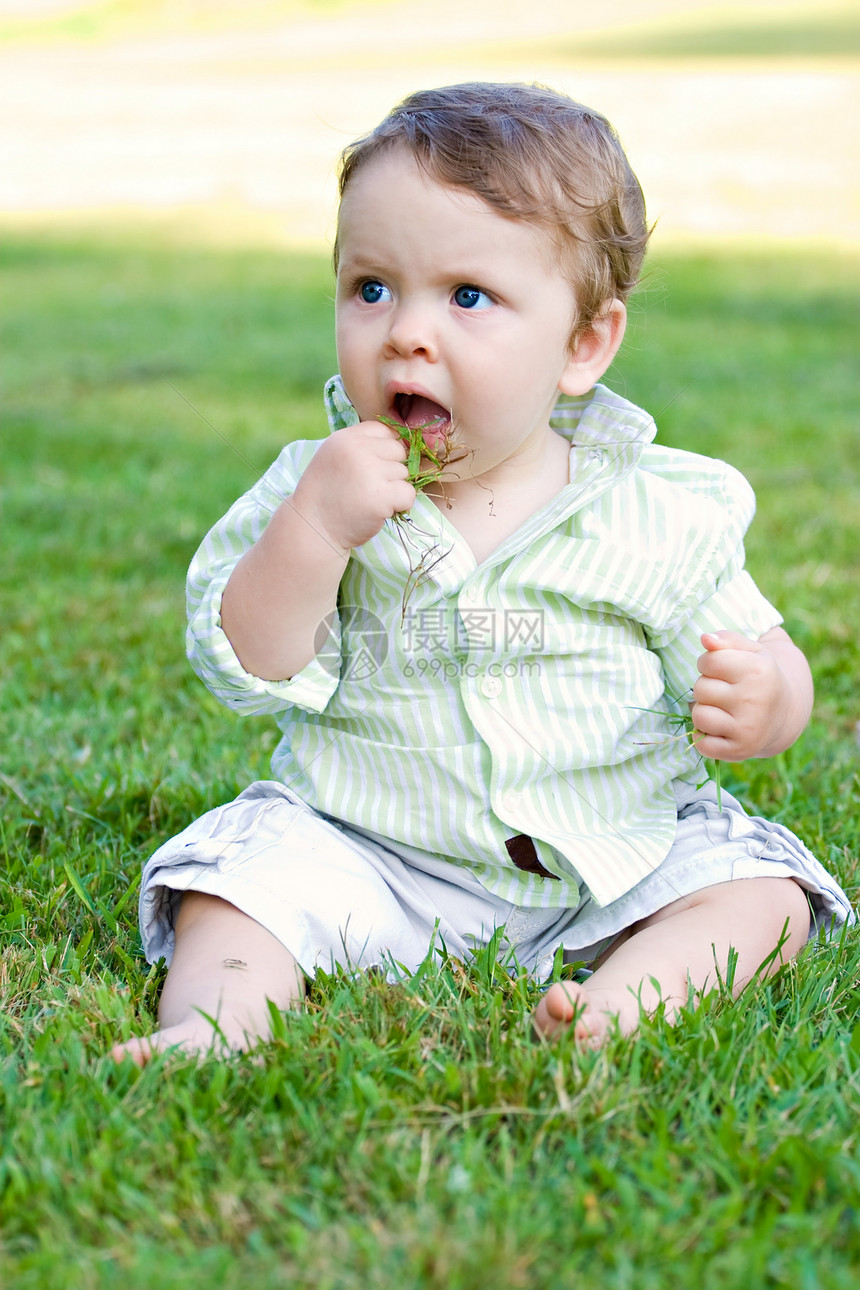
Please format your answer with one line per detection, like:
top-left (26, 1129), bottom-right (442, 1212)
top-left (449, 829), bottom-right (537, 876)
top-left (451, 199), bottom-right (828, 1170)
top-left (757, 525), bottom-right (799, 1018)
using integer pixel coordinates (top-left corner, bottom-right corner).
top-left (220, 494), bottom-right (349, 682)
top-left (754, 625), bottom-right (814, 757)
top-left (218, 419), bottom-right (415, 681)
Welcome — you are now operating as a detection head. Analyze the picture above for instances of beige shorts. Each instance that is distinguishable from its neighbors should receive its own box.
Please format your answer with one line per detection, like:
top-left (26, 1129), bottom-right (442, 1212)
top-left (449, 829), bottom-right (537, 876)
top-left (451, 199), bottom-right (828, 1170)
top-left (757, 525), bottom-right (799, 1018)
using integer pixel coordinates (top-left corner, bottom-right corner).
top-left (139, 779), bottom-right (853, 984)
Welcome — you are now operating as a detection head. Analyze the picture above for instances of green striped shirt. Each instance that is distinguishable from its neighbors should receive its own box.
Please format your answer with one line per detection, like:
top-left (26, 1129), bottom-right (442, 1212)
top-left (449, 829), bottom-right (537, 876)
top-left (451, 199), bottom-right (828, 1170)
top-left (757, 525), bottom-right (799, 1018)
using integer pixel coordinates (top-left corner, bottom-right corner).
top-left (186, 379), bottom-right (780, 908)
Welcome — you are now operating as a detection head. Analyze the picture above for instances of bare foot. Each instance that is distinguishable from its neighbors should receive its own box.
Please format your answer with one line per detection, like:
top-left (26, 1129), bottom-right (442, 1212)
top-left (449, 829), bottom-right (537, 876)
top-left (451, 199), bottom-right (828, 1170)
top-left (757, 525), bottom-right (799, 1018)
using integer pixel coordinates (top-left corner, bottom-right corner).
top-left (110, 1008), bottom-right (271, 1067)
top-left (533, 877), bottom-right (811, 1046)
top-left (532, 981), bottom-right (645, 1046)
top-left (109, 893), bottom-right (306, 1067)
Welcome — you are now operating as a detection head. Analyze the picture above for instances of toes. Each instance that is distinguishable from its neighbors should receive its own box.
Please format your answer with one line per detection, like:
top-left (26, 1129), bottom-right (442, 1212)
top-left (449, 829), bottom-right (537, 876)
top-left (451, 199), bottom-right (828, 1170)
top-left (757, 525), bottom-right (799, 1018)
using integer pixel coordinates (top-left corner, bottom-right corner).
top-left (110, 1036), bottom-right (158, 1067)
top-left (109, 1025), bottom-right (201, 1066)
top-left (545, 982), bottom-right (581, 1023)
top-left (533, 982), bottom-right (611, 1048)
top-left (533, 982), bottom-right (587, 1038)
top-left (109, 1017), bottom-right (259, 1065)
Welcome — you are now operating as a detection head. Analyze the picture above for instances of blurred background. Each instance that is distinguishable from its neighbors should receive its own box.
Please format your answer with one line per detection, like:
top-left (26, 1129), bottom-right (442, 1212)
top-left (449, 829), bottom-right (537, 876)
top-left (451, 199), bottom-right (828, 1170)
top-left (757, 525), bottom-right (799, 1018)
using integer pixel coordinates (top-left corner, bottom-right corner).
top-left (1, 0), bottom-right (857, 251)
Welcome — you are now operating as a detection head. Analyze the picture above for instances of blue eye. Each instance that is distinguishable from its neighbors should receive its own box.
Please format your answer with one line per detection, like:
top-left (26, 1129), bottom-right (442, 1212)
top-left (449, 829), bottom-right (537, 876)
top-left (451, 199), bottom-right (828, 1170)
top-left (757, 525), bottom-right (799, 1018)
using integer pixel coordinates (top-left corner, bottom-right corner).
top-left (453, 285), bottom-right (491, 310)
top-left (359, 280), bottom-right (391, 304)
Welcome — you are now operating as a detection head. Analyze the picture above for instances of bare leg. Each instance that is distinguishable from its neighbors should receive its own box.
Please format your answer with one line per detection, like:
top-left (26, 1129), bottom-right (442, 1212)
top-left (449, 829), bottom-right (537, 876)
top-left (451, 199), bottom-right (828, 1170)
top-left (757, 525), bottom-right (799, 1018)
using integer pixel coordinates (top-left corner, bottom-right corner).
top-left (111, 892), bottom-right (305, 1065)
top-left (533, 877), bottom-right (810, 1045)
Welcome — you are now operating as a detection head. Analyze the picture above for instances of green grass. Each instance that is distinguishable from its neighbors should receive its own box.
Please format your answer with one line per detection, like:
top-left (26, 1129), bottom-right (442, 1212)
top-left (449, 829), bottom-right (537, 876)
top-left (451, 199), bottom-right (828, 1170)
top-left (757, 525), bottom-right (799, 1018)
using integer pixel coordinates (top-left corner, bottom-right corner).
top-left (1, 227), bottom-right (859, 1287)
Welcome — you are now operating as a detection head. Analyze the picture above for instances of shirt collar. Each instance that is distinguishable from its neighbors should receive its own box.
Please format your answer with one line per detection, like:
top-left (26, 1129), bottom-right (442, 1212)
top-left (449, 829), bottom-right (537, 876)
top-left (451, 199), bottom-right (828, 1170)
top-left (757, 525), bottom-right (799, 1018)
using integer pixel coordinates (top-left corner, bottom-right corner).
top-left (324, 374), bottom-right (361, 432)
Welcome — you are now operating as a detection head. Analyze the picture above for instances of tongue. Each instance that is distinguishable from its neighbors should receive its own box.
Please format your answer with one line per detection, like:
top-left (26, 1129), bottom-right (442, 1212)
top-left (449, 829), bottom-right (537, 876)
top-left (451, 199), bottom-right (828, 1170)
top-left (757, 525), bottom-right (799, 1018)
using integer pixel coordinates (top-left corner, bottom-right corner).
top-left (401, 395), bottom-right (449, 429)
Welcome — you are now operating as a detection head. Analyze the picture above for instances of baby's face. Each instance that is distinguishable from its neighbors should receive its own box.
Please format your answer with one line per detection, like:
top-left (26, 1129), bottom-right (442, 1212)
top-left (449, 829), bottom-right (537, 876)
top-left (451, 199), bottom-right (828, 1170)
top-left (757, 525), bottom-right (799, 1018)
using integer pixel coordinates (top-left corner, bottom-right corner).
top-left (334, 148), bottom-right (586, 487)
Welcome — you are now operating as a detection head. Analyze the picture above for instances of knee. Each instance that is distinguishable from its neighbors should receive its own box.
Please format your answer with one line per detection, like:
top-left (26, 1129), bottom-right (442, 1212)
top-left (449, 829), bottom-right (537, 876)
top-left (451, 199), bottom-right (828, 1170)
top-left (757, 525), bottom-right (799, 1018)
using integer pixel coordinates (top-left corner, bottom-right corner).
top-left (726, 876), bottom-right (811, 964)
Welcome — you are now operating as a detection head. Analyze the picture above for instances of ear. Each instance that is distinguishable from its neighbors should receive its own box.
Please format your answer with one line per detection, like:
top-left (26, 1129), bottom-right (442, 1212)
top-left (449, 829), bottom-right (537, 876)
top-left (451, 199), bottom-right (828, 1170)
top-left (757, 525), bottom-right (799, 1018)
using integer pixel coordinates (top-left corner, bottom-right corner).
top-left (558, 300), bottom-right (627, 397)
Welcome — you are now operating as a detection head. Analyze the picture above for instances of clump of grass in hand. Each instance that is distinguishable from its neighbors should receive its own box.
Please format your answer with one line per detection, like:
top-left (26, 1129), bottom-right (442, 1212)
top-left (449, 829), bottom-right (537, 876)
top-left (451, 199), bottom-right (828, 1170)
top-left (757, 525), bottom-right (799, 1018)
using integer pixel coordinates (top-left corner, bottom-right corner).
top-left (379, 413), bottom-right (461, 618)
top-left (378, 412), bottom-right (453, 494)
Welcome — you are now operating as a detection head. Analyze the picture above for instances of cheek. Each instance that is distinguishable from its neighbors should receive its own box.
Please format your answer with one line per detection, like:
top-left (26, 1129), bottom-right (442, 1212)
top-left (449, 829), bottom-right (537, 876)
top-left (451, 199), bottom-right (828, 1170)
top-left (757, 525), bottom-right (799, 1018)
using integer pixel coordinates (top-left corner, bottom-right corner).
top-left (336, 302), bottom-right (379, 349)
top-left (335, 314), bottom-right (362, 375)
top-left (334, 305), bottom-right (349, 349)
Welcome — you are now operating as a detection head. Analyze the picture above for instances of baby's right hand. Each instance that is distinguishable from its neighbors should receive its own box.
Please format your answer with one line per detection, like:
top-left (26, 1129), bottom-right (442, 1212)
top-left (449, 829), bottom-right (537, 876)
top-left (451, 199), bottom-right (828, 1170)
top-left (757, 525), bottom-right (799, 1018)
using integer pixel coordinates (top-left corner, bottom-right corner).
top-left (293, 420), bottom-right (417, 551)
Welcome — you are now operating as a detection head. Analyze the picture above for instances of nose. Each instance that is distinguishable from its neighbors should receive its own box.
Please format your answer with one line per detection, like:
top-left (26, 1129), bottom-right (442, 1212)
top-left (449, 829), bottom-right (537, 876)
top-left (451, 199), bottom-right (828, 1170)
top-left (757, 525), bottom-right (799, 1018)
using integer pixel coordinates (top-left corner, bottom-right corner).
top-left (383, 300), bottom-right (438, 361)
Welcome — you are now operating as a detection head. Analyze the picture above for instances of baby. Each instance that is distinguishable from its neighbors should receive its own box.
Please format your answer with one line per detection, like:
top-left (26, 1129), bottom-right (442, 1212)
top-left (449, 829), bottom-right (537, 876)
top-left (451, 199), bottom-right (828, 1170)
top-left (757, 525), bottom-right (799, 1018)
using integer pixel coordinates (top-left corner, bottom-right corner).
top-left (113, 82), bottom-right (852, 1063)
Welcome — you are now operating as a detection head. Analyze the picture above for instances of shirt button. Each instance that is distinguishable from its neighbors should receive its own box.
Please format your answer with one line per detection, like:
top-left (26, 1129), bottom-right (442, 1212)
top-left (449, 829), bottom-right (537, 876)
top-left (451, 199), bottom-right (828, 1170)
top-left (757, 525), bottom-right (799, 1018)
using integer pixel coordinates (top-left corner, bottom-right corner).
top-left (502, 790), bottom-right (523, 812)
top-left (463, 584), bottom-right (481, 604)
top-left (481, 675), bottom-right (502, 698)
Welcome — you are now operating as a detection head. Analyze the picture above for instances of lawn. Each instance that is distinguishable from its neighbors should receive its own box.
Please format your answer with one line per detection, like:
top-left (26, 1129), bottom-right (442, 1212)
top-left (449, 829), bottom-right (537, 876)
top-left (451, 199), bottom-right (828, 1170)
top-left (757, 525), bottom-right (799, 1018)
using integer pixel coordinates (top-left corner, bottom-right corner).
top-left (1, 227), bottom-right (859, 1288)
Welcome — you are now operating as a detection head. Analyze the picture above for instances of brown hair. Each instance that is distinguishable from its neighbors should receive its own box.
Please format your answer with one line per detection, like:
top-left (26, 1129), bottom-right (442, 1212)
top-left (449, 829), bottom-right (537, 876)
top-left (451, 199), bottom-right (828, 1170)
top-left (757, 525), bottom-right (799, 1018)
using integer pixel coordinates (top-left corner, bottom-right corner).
top-left (335, 81), bottom-right (650, 336)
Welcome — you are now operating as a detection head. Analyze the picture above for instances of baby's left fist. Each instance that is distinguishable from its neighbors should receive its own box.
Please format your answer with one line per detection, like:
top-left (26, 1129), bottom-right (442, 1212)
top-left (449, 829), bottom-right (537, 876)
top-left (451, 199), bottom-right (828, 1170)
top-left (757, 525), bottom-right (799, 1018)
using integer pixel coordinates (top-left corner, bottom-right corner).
top-left (691, 630), bottom-right (781, 761)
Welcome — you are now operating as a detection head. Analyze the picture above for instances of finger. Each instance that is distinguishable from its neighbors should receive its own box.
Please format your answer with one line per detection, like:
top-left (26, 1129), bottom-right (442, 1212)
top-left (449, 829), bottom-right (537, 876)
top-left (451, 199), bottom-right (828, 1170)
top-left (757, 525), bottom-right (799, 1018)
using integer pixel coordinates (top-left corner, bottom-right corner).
top-left (390, 481), bottom-right (418, 515)
top-left (697, 647), bottom-right (742, 682)
top-left (692, 675), bottom-right (734, 708)
top-left (691, 731), bottom-right (743, 762)
top-left (352, 420), bottom-right (409, 455)
top-left (697, 641), bottom-right (769, 683)
top-left (700, 630), bottom-right (760, 653)
top-left (690, 702), bottom-right (736, 742)
top-left (689, 706), bottom-right (748, 761)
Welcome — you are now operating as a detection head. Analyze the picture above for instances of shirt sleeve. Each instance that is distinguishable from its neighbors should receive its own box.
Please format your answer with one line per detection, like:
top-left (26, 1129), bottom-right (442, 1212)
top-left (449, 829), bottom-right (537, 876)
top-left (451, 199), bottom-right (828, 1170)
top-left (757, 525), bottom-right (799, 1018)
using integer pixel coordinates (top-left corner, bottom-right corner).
top-left (185, 440), bottom-right (342, 716)
top-left (642, 453), bottom-right (783, 707)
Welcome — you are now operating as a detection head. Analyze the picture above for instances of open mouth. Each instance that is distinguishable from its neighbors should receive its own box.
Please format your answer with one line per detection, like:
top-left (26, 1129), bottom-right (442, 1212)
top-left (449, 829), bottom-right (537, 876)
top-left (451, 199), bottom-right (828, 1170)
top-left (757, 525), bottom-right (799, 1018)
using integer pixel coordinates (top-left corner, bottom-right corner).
top-left (393, 392), bottom-right (452, 438)
top-left (391, 393), bottom-right (453, 459)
